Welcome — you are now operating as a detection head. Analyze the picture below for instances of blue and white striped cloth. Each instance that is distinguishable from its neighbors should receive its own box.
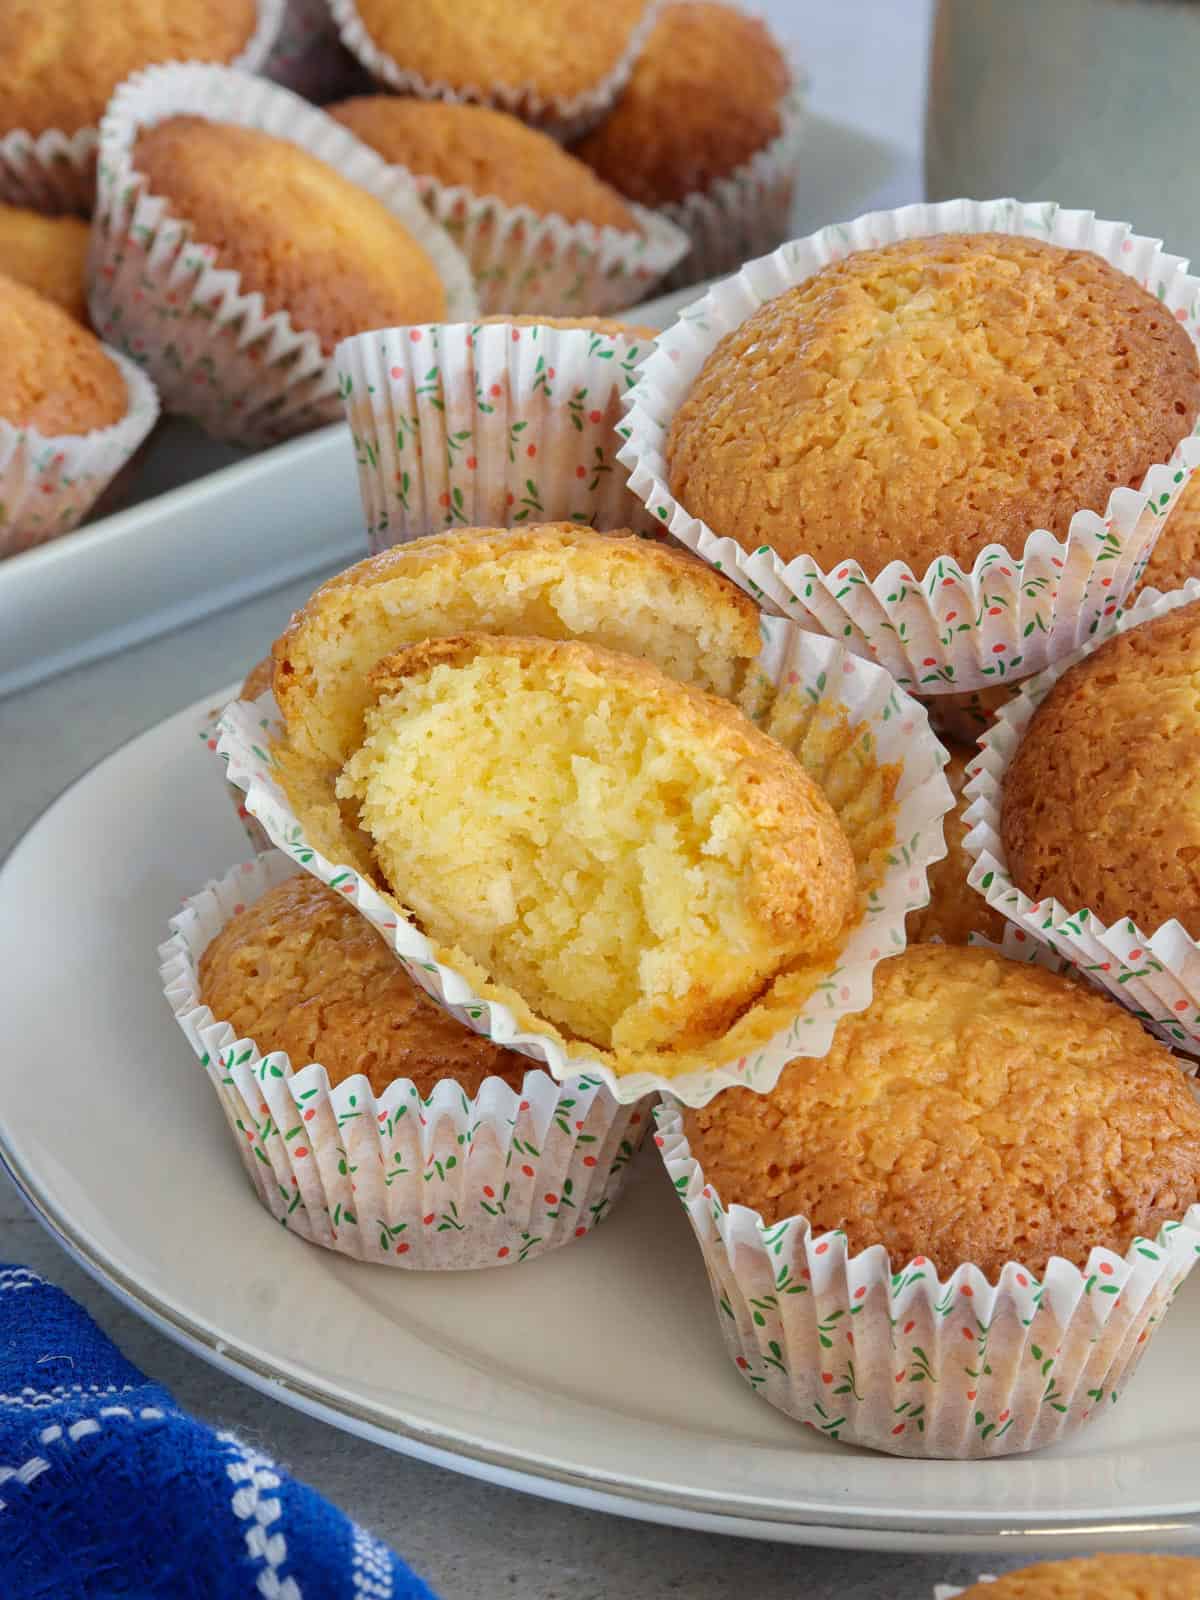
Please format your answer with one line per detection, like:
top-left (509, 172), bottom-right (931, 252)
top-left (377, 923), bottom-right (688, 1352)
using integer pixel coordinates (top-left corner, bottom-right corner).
top-left (0, 1265), bottom-right (437, 1600)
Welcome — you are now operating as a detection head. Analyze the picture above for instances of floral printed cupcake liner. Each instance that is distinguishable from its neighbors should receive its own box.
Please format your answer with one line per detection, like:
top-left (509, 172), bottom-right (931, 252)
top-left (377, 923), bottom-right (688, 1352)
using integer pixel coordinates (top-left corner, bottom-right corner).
top-left (654, 1098), bottom-right (1200, 1459)
top-left (327, 0), bottom-right (663, 139)
top-left (214, 618), bottom-right (954, 1107)
top-left (407, 179), bottom-right (687, 319)
top-left (0, 0), bottom-right (284, 216)
top-left (336, 319), bottom-right (660, 550)
top-left (197, 697), bottom-right (273, 855)
top-left (160, 851), bottom-right (652, 1269)
top-left (619, 199), bottom-right (1200, 694)
top-left (0, 348), bottom-right (159, 560)
top-left (262, 0), bottom-right (371, 102)
top-left (962, 578), bottom-right (1200, 1056)
top-left (652, 87), bottom-right (807, 294)
top-left (89, 63), bottom-right (476, 446)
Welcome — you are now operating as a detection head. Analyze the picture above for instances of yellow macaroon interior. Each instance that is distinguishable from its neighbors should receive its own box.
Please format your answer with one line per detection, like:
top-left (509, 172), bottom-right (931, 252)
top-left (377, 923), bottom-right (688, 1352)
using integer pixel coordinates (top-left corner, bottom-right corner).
top-left (338, 650), bottom-right (821, 1055)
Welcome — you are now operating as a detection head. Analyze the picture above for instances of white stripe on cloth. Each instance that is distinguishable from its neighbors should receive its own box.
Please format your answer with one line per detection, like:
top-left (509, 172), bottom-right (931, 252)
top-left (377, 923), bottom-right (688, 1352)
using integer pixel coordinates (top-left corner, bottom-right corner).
top-left (220, 1433), bottom-right (301, 1600)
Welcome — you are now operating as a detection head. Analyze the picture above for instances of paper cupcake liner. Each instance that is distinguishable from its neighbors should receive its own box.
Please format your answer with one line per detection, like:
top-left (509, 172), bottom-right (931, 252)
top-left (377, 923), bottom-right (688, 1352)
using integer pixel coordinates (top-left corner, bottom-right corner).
top-left (655, 1098), bottom-right (1200, 1459)
top-left (0, 1), bottom-right (283, 216)
top-left (0, 350), bottom-right (159, 560)
top-left (262, 0), bottom-right (372, 101)
top-left (328, 0), bottom-right (662, 139)
top-left (413, 180), bottom-right (688, 318)
top-left (653, 87), bottom-right (807, 294)
top-left (198, 700), bottom-right (273, 855)
top-left (619, 199), bottom-right (1200, 694)
top-left (962, 578), bottom-right (1200, 1055)
top-left (89, 63), bottom-right (477, 447)
top-left (336, 320), bottom-right (660, 550)
top-left (160, 851), bottom-right (651, 1269)
top-left (214, 620), bottom-right (954, 1107)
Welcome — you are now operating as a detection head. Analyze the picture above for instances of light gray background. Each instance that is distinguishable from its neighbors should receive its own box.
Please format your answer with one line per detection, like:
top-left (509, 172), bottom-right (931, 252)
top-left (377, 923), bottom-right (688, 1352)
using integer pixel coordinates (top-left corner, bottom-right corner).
top-left (0, 1), bottom-right (1104, 1592)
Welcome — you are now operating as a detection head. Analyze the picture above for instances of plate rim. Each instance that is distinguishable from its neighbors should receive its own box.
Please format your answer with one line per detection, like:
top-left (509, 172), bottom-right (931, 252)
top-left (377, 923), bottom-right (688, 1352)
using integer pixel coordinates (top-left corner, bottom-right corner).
top-left (4, 688), bottom-right (1200, 1554)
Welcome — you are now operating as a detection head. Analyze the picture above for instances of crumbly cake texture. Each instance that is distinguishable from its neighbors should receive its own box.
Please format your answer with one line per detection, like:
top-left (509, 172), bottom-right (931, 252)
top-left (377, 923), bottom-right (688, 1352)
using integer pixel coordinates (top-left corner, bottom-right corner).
top-left (907, 743), bottom-right (1005, 945)
top-left (957, 1556), bottom-right (1200, 1600)
top-left (682, 943), bottom-right (1200, 1280)
top-left (1139, 467), bottom-right (1200, 594)
top-left (132, 117), bottom-right (447, 355)
top-left (478, 313), bottom-right (657, 338)
top-left (272, 524), bottom-right (764, 769)
top-left (327, 98), bottom-right (638, 232)
top-left (0, 205), bottom-right (89, 325)
top-left (351, 0), bottom-right (649, 105)
top-left (1, 0), bottom-right (257, 137)
top-left (336, 633), bottom-right (858, 1058)
top-left (665, 233), bottom-right (1200, 575)
top-left (1002, 601), bottom-right (1200, 937)
top-left (198, 873), bottom-right (529, 1098)
top-left (0, 273), bottom-right (127, 434)
top-left (571, 1), bottom-right (791, 207)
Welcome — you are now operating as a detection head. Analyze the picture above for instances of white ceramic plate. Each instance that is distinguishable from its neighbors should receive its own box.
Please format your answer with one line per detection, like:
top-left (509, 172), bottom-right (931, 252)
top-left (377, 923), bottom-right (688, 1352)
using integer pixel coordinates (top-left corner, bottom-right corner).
top-left (4, 692), bottom-right (1200, 1554)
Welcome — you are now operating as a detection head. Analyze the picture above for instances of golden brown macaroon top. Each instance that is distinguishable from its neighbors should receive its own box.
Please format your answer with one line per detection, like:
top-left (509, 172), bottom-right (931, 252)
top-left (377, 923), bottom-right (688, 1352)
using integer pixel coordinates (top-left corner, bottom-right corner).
top-left (1, 0), bottom-right (257, 138)
top-left (328, 98), bottom-right (639, 233)
top-left (666, 233), bottom-right (1200, 576)
top-left (0, 204), bottom-right (90, 325)
top-left (572, 1), bottom-right (791, 206)
top-left (682, 943), bottom-right (1200, 1279)
top-left (1138, 468), bottom-right (1200, 595)
top-left (957, 1555), bottom-right (1200, 1600)
top-left (353, 0), bottom-right (650, 107)
top-left (198, 873), bottom-right (530, 1098)
top-left (133, 117), bottom-right (447, 355)
top-left (0, 273), bottom-right (126, 434)
top-left (907, 742), bottom-right (1005, 946)
top-left (1002, 601), bottom-right (1200, 937)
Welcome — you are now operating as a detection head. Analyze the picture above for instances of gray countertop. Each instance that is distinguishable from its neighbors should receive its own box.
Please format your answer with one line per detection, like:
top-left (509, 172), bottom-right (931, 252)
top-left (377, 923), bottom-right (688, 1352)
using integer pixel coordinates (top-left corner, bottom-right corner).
top-left (0, 0), bottom-right (1053, 1591)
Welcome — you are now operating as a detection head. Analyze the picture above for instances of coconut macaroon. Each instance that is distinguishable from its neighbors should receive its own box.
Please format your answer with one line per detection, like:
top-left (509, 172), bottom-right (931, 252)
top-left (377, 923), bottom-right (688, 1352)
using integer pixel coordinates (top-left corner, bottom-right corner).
top-left (336, 634), bottom-right (858, 1059)
top-left (1001, 600), bottom-right (1200, 937)
top-left (132, 115), bottom-right (448, 354)
top-left (665, 233), bottom-right (1200, 575)
top-left (681, 943), bottom-right (1200, 1279)
top-left (0, 205), bottom-right (90, 325)
top-left (198, 872), bottom-right (531, 1098)
top-left (271, 524), bottom-right (764, 770)
top-left (328, 98), bottom-right (639, 232)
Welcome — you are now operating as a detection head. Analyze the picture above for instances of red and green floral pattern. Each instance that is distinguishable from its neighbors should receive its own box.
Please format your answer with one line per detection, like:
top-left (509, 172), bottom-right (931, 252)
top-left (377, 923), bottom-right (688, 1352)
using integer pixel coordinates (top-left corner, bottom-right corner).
top-left (620, 199), bottom-right (1200, 696)
top-left (962, 579), bottom-right (1200, 1057)
top-left (161, 851), bottom-right (653, 1269)
top-left (338, 320), bottom-right (657, 553)
top-left (655, 1099), bottom-right (1200, 1458)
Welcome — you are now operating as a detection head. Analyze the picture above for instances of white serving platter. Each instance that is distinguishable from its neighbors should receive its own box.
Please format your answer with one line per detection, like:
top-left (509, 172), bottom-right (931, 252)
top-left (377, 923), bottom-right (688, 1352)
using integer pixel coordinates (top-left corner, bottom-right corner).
top-left (2, 689), bottom-right (1200, 1554)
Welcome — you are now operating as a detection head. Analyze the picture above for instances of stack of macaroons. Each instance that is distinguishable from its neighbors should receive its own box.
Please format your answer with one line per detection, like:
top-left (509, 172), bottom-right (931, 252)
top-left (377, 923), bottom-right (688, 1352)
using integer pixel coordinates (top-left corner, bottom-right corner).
top-left (174, 520), bottom-right (937, 1273)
